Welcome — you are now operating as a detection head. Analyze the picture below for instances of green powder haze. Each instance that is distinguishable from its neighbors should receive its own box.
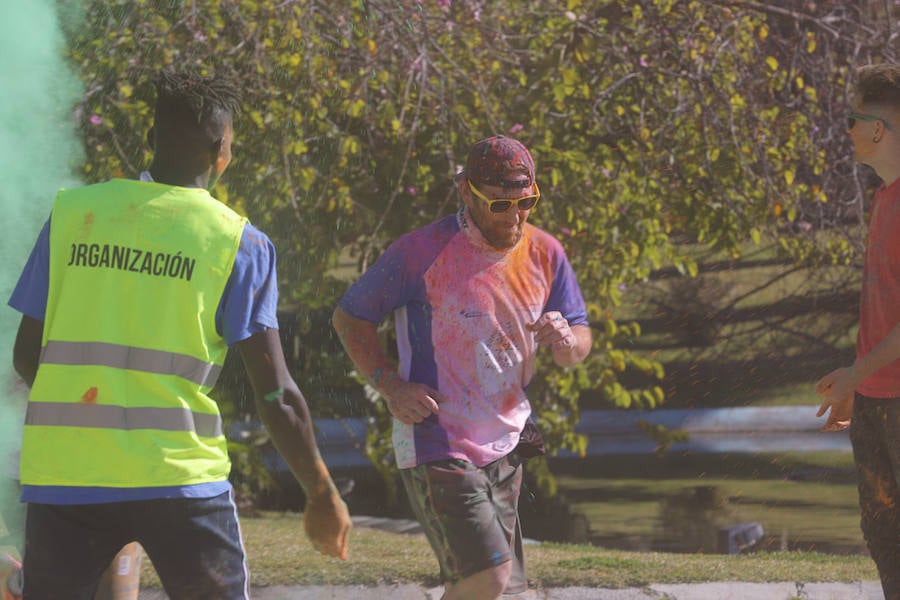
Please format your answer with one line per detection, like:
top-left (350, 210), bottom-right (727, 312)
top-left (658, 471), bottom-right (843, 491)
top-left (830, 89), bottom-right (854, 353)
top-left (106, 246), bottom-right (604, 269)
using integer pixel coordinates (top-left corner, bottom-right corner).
top-left (1, 0), bottom-right (84, 551)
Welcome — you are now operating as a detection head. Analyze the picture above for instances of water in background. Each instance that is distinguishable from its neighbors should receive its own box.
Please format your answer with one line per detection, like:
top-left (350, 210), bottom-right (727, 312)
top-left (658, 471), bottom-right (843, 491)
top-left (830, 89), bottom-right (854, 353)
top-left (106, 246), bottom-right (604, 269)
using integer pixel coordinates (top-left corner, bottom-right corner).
top-left (0, 0), bottom-right (84, 552)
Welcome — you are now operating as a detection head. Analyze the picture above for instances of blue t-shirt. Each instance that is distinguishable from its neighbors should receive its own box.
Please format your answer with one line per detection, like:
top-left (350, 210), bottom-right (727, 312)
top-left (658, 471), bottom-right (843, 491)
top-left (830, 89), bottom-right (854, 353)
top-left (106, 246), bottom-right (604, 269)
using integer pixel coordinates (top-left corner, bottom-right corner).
top-left (8, 203), bottom-right (279, 504)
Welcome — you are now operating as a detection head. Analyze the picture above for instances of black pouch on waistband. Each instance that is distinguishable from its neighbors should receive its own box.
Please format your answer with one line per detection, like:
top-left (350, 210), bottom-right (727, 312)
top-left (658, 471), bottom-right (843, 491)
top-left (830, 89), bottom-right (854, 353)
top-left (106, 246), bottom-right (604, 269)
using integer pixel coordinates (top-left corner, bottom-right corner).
top-left (514, 418), bottom-right (546, 458)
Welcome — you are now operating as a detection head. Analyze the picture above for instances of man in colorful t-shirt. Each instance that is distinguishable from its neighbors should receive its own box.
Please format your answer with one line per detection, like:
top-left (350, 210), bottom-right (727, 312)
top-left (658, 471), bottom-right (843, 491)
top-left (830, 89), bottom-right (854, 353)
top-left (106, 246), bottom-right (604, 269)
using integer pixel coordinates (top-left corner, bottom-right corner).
top-left (334, 136), bottom-right (592, 599)
top-left (816, 64), bottom-right (900, 599)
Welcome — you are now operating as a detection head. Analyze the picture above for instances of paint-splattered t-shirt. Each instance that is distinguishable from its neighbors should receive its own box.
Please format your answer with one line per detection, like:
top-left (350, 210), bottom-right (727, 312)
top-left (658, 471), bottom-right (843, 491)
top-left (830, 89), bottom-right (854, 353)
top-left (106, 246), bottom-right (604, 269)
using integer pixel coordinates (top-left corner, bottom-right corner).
top-left (857, 176), bottom-right (900, 398)
top-left (339, 207), bottom-right (588, 469)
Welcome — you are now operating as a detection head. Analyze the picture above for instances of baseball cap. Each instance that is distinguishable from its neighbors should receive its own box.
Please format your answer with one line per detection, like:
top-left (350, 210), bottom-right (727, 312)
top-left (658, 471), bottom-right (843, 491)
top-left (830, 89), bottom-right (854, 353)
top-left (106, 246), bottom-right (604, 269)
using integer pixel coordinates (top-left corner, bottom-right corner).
top-left (460, 135), bottom-right (535, 188)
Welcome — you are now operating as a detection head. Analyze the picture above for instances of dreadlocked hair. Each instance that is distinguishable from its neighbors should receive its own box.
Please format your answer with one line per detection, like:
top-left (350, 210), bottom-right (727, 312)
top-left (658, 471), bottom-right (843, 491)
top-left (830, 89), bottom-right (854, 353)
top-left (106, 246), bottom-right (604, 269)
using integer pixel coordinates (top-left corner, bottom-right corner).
top-left (155, 69), bottom-right (242, 125)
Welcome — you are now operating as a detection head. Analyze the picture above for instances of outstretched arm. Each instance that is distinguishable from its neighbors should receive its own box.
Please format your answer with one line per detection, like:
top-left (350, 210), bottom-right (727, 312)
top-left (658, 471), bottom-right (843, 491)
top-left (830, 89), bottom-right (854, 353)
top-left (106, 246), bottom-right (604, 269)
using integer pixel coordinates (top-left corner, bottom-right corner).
top-left (237, 328), bottom-right (350, 559)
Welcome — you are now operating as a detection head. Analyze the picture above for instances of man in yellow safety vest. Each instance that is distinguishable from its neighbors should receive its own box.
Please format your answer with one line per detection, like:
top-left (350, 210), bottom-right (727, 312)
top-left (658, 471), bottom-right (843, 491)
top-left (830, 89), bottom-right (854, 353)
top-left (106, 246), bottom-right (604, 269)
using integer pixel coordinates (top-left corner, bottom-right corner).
top-left (7, 69), bottom-right (350, 599)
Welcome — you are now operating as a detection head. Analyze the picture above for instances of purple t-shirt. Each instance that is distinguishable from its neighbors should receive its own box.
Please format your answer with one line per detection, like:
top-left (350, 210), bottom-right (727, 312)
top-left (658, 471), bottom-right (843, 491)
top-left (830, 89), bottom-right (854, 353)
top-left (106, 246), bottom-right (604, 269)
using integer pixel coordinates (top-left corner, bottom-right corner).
top-left (339, 208), bottom-right (588, 469)
top-left (8, 203), bottom-right (279, 504)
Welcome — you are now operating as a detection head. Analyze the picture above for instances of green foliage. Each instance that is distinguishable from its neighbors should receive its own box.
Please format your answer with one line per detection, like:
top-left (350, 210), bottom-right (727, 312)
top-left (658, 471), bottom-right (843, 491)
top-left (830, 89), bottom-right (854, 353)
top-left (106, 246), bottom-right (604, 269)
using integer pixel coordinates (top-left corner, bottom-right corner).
top-left (360, 378), bottom-right (402, 508)
top-left (227, 436), bottom-right (279, 514)
top-left (62, 0), bottom-right (888, 498)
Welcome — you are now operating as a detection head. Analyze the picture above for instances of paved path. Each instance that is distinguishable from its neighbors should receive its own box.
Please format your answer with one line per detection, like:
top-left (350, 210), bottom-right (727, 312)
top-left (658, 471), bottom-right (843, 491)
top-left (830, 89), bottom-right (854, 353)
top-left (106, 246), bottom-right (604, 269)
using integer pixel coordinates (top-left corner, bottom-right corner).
top-left (138, 580), bottom-right (885, 599)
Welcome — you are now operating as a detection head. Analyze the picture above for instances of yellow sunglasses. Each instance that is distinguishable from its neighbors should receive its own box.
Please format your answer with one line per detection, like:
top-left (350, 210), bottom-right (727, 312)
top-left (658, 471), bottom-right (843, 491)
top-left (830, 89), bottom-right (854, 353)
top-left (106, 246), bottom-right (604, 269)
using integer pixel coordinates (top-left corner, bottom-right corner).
top-left (467, 179), bottom-right (541, 213)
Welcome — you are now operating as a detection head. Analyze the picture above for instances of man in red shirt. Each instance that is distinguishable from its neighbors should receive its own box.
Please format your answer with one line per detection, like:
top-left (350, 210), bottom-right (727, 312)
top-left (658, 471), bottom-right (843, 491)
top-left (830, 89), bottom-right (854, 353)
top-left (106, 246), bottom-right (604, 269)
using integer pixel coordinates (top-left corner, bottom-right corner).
top-left (816, 63), bottom-right (900, 599)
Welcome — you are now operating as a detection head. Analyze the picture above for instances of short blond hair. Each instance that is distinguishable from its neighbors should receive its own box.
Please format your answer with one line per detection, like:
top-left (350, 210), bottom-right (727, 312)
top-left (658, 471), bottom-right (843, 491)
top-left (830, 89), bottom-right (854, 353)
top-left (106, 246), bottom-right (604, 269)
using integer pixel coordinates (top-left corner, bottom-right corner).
top-left (856, 64), bottom-right (900, 110)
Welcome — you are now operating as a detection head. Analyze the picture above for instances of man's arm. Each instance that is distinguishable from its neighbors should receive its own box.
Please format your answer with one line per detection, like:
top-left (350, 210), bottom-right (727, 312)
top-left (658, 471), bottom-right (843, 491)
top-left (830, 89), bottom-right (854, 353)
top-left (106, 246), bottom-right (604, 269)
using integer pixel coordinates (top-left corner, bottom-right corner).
top-left (237, 328), bottom-right (350, 559)
top-left (332, 306), bottom-right (440, 424)
top-left (13, 315), bottom-right (43, 387)
top-left (815, 321), bottom-right (900, 430)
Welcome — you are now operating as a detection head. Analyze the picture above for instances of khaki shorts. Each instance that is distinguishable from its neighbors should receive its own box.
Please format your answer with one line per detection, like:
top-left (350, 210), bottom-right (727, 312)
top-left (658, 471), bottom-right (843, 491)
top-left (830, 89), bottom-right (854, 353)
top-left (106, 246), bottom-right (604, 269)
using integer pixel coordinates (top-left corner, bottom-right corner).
top-left (400, 453), bottom-right (526, 593)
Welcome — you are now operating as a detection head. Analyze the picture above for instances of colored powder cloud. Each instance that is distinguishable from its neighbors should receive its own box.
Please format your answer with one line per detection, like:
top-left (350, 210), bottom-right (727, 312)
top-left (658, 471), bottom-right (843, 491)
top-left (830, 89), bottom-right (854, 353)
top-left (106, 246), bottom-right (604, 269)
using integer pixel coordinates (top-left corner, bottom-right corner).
top-left (0, 0), bottom-right (84, 551)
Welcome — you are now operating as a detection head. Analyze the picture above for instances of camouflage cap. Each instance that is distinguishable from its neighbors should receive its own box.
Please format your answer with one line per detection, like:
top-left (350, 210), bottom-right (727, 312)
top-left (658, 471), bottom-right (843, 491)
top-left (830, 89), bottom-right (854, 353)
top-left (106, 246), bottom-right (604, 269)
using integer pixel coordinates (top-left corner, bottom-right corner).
top-left (461, 135), bottom-right (535, 188)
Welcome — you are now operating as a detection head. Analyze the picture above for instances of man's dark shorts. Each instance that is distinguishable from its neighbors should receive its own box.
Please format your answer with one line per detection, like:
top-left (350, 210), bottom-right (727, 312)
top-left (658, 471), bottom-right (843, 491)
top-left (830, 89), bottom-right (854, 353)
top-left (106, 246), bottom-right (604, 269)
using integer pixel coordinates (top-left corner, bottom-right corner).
top-left (23, 490), bottom-right (249, 600)
top-left (400, 452), bottom-right (526, 594)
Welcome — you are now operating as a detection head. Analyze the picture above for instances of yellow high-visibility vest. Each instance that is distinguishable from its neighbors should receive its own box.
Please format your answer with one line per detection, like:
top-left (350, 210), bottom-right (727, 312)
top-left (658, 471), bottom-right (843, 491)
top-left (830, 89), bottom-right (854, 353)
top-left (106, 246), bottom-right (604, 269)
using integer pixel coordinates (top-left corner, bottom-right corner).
top-left (21, 179), bottom-right (247, 488)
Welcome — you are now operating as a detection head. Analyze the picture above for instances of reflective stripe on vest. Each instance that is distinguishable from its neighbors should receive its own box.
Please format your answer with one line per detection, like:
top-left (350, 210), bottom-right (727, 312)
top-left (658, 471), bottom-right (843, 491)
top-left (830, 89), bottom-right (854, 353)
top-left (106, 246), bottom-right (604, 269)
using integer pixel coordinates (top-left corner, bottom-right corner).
top-left (40, 340), bottom-right (222, 388)
top-left (26, 402), bottom-right (222, 437)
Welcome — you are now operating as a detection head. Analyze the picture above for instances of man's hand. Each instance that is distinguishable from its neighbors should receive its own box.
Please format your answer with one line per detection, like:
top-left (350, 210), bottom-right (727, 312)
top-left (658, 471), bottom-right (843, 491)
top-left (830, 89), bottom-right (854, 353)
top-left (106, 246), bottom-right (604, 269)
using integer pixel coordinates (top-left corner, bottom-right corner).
top-left (815, 366), bottom-right (856, 432)
top-left (381, 376), bottom-right (442, 425)
top-left (528, 311), bottom-right (575, 349)
top-left (303, 485), bottom-right (352, 560)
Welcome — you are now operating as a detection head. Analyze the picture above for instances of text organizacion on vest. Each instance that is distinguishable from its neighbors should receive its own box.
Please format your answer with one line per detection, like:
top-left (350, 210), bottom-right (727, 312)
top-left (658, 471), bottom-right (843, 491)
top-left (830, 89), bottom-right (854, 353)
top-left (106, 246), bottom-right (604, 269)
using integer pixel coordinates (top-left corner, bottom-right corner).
top-left (67, 243), bottom-right (197, 281)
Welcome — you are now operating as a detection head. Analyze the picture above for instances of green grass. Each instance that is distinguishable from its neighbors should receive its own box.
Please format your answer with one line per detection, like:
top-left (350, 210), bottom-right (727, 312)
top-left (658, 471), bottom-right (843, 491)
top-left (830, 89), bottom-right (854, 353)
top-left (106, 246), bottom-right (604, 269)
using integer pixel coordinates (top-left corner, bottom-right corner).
top-left (128, 452), bottom-right (875, 590)
top-left (137, 513), bottom-right (876, 590)
top-left (736, 382), bottom-right (823, 407)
